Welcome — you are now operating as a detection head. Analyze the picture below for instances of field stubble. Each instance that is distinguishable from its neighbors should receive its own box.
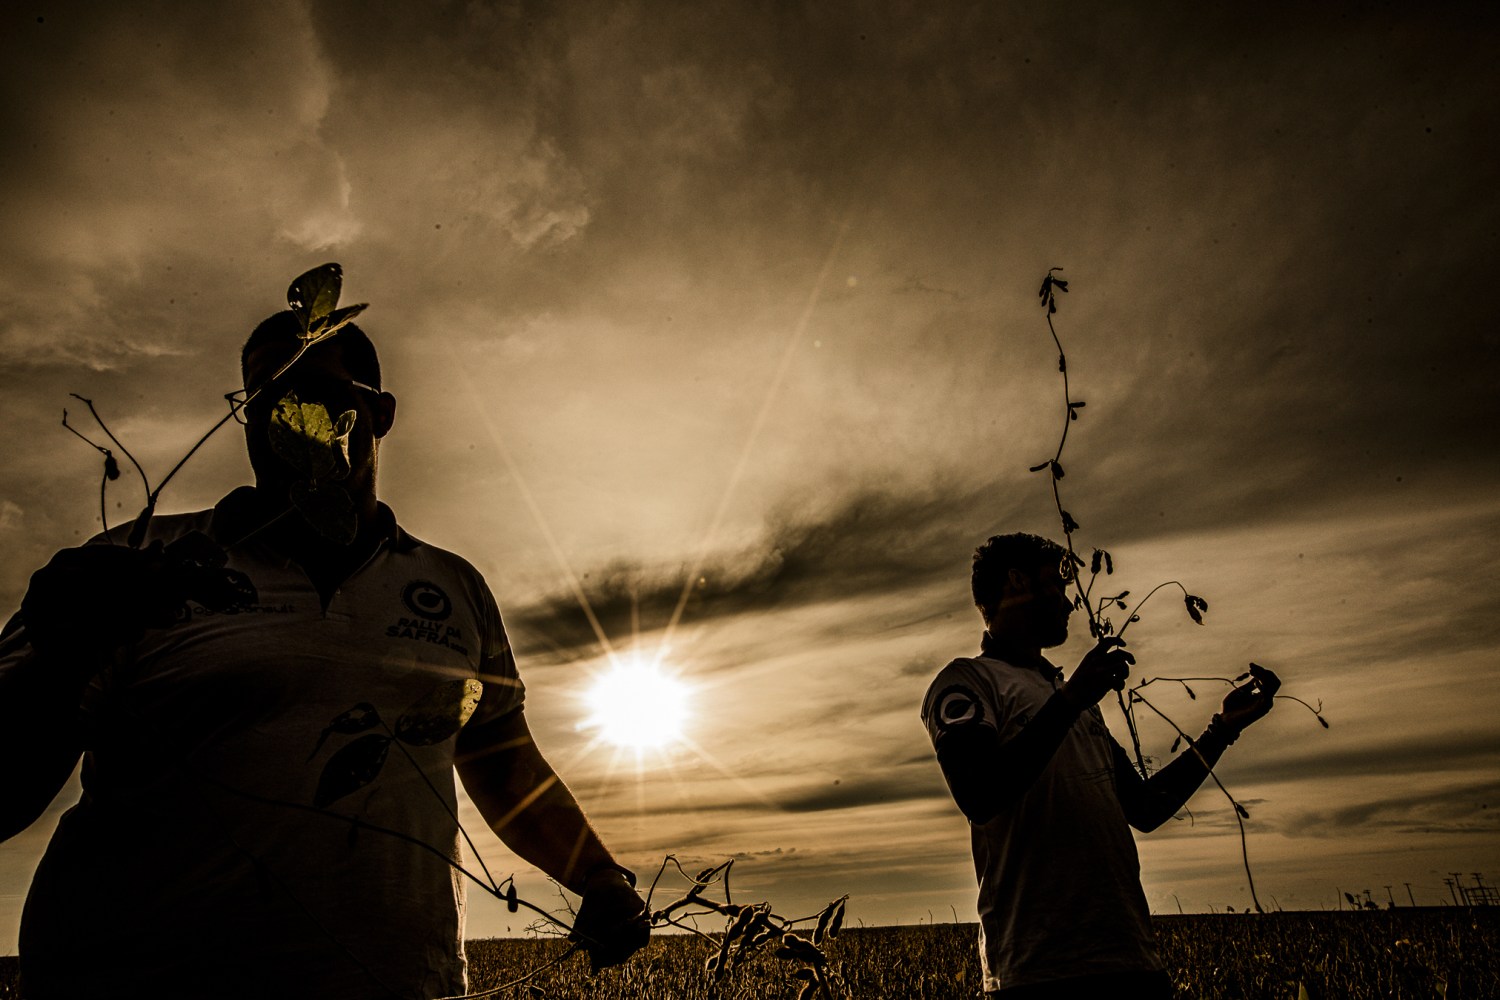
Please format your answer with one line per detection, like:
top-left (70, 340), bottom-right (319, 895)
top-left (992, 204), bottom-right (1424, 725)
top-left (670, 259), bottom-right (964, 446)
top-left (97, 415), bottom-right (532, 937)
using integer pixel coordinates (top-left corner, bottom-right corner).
top-left (0, 910), bottom-right (1491, 998)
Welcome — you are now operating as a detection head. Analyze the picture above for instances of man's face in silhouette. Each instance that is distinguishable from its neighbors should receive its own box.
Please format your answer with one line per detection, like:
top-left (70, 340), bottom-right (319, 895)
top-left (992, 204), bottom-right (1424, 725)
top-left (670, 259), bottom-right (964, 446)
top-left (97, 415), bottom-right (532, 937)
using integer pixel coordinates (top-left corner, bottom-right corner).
top-left (1018, 561), bottom-right (1074, 649)
top-left (240, 338), bottom-right (393, 504)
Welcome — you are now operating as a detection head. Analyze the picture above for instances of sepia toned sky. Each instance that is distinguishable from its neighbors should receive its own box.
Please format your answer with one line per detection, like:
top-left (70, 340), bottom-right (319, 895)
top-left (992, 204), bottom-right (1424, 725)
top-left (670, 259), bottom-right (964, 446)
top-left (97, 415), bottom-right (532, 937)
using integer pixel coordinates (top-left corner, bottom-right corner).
top-left (3, 1), bottom-right (1499, 948)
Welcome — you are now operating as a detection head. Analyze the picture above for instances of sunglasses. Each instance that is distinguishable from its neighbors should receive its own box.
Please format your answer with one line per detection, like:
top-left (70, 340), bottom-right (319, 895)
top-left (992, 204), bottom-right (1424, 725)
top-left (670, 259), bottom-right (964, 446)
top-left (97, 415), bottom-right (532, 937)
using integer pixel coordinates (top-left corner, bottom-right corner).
top-left (225, 376), bottom-right (380, 425)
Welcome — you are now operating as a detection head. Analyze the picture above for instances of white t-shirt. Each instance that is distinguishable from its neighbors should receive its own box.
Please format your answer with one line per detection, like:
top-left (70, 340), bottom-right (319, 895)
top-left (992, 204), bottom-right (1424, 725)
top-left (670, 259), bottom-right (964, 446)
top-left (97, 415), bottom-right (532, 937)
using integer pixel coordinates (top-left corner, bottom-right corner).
top-left (921, 653), bottom-right (1162, 992)
top-left (3, 490), bottom-right (525, 999)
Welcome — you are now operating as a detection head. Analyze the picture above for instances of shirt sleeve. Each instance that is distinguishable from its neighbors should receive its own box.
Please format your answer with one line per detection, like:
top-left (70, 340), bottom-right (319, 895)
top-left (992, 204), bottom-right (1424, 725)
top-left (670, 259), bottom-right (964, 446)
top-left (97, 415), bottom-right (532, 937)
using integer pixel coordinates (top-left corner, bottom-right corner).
top-left (465, 580), bottom-right (525, 728)
top-left (921, 658), bottom-right (1000, 745)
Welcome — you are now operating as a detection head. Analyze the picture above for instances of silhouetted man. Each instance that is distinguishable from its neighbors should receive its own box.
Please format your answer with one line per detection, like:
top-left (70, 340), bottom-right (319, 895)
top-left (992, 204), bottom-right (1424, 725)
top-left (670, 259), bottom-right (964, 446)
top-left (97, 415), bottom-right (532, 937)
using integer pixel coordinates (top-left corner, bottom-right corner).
top-left (921, 532), bottom-right (1279, 998)
top-left (0, 311), bottom-right (648, 998)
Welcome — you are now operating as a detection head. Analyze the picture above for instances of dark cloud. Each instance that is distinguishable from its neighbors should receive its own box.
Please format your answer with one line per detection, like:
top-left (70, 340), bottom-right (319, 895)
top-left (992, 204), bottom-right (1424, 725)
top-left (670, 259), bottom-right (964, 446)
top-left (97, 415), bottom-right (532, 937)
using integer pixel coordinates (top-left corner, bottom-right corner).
top-left (1255, 731), bottom-right (1500, 786)
top-left (507, 479), bottom-right (1003, 658)
top-left (1280, 778), bottom-right (1500, 839)
top-left (775, 770), bottom-right (945, 814)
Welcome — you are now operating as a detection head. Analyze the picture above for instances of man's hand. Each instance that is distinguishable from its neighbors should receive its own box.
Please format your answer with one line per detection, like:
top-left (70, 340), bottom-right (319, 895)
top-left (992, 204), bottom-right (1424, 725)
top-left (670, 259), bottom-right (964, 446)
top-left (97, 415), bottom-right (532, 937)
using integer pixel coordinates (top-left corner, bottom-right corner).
top-left (21, 544), bottom-right (180, 666)
top-left (1061, 637), bottom-right (1136, 710)
top-left (1218, 662), bottom-right (1281, 735)
top-left (569, 868), bottom-right (650, 973)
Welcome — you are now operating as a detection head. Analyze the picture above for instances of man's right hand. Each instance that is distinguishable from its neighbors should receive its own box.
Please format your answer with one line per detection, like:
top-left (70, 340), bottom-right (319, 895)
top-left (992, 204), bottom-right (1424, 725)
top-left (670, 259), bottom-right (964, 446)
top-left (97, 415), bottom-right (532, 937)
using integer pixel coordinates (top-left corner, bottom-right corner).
top-left (570, 868), bottom-right (650, 973)
top-left (20, 544), bottom-right (181, 666)
top-left (1061, 637), bottom-right (1135, 710)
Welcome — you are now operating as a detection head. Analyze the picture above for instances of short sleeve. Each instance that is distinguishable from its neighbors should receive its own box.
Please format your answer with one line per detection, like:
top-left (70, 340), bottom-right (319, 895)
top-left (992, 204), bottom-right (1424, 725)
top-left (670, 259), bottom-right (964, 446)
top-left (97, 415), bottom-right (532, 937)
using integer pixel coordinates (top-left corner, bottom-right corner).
top-left (921, 658), bottom-right (1000, 748)
top-left (465, 582), bottom-right (525, 728)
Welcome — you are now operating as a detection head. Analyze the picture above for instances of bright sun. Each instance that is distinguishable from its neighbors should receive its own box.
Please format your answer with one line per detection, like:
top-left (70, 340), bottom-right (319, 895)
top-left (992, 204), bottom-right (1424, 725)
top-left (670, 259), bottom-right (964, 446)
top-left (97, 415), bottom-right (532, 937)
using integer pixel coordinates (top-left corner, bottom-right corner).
top-left (583, 656), bottom-right (691, 750)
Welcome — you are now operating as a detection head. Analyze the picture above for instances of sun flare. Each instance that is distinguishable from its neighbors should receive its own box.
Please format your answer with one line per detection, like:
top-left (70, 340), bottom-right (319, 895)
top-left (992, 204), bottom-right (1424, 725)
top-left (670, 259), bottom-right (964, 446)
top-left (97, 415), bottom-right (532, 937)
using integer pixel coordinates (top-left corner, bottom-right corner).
top-left (583, 656), bottom-right (691, 750)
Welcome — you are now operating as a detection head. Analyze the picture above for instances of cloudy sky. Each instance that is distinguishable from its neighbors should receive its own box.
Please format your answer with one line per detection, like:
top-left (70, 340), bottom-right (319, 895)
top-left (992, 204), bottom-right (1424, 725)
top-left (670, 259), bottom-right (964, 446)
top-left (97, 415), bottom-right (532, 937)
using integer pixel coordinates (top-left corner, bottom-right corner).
top-left (3, 0), bottom-right (1498, 948)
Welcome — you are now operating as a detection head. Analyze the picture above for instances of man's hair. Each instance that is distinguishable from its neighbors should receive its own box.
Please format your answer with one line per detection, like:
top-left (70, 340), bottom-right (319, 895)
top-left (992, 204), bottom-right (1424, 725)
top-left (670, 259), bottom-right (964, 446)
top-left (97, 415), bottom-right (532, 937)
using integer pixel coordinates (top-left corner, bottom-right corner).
top-left (241, 310), bottom-right (382, 390)
top-left (971, 532), bottom-right (1068, 619)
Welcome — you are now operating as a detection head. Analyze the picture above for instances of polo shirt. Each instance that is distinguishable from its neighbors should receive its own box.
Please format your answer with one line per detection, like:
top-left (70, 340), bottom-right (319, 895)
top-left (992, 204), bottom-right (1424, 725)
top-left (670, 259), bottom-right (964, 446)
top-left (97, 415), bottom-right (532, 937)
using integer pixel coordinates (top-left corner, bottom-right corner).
top-left (2, 488), bottom-right (525, 999)
top-left (922, 654), bottom-right (1162, 992)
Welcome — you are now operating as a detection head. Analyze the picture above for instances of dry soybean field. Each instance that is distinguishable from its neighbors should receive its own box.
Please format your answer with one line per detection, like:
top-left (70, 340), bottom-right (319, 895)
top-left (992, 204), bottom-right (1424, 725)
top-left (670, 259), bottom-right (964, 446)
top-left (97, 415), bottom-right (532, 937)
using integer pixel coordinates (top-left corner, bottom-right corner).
top-left (0, 909), bottom-right (1493, 998)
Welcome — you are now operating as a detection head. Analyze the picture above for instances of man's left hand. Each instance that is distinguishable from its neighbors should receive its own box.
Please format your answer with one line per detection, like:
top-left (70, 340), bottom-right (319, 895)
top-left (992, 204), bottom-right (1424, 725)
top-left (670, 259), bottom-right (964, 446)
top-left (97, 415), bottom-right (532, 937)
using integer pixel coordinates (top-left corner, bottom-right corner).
top-left (1219, 662), bottom-right (1281, 734)
top-left (570, 869), bottom-right (650, 973)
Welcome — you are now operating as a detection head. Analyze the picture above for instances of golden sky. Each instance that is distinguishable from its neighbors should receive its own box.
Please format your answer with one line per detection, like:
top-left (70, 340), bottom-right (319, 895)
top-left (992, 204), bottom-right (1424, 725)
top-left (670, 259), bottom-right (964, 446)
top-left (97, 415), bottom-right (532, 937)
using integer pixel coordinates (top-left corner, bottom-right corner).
top-left (2, 0), bottom-right (1498, 945)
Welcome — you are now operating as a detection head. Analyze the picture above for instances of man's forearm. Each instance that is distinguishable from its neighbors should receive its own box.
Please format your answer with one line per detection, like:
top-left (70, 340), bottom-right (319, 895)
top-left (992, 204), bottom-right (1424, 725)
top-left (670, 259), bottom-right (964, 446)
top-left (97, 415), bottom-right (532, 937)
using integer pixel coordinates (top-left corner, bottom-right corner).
top-left (457, 711), bottom-right (621, 894)
top-left (1114, 719), bottom-right (1238, 832)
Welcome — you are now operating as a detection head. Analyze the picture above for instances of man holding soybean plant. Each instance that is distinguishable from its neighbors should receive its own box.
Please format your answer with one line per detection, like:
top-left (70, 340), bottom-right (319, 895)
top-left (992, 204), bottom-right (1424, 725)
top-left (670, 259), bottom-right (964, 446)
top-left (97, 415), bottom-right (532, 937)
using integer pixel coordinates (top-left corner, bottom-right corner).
top-left (921, 532), bottom-right (1279, 998)
top-left (0, 307), bottom-right (649, 998)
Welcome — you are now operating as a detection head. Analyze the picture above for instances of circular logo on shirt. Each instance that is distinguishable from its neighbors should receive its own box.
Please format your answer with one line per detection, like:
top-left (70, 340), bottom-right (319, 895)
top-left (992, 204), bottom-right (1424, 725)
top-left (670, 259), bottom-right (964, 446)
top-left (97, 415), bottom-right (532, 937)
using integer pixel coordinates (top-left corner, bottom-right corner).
top-left (402, 580), bottom-right (452, 621)
top-left (934, 684), bottom-right (985, 730)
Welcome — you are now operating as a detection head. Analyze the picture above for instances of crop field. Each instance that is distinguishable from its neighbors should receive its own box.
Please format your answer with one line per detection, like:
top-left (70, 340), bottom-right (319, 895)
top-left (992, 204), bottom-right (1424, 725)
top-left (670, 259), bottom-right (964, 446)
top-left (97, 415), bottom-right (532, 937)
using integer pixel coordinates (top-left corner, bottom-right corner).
top-left (0, 909), bottom-right (1493, 998)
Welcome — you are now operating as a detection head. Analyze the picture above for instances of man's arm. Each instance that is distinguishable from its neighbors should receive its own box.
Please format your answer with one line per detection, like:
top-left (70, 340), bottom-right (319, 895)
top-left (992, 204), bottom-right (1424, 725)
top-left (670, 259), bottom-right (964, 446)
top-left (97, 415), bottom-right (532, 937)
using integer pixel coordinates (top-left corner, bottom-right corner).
top-left (0, 546), bottom-right (147, 842)
top-left (934, 638), bottom-right (1135, 825)
top-left (455, 707), bottom-right (621, 892)
top-left (455, 706), bottom-right (648, 968)
top-left (1112, 663), bottom-right (1282, 832)
top-left (0, 624), bottom-right (87, 842)
top-left (1109, 724), bottom-right (1236, 832)
top-left (935, 689), bottom-right (1083, 824)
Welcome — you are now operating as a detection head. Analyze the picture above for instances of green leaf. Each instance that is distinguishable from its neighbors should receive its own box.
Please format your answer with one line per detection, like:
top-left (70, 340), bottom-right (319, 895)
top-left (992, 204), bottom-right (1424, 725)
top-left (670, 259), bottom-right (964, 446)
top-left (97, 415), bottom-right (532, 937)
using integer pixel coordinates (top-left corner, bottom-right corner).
top-left (307, 302), bottom-right (369, 340)
top-left (268, 392), bottom-right (356, 482)
top-left (313, 733), bottom-right (391, 808)
top-left (287, 263), bottom-right (344, 337)
top-left (394, 677), bottom-right (484, 746)
top-left (289, 481), bottom-right (358, 545)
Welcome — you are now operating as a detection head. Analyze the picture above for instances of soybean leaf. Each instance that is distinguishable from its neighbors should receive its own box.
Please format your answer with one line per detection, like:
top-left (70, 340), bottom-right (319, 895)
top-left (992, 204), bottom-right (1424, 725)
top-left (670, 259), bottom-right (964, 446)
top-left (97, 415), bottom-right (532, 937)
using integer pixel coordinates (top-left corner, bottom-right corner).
top-left (269, 393), bottom-right (355, 483)
top-left (313, 733), bottom-right (391, 808)
top-left (394, 677), bottom-right (484, 746)
top-left (307, 302), bottom-right (369, 341)
top-left (1184, 593), bottom-right (1209, 625)
top-left (287, 263), bottom-right (344, 336)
